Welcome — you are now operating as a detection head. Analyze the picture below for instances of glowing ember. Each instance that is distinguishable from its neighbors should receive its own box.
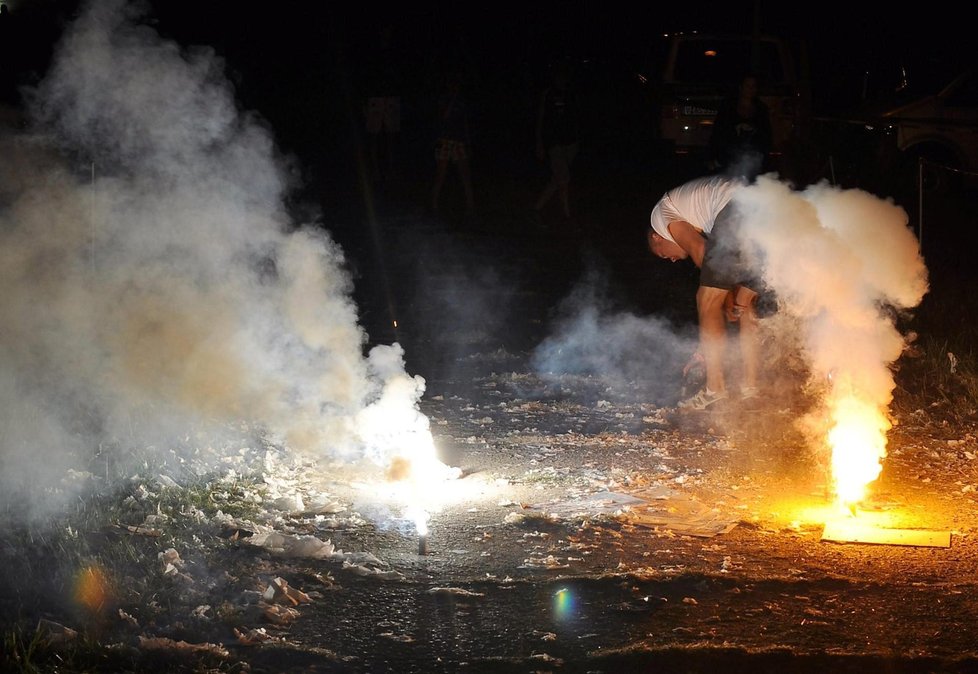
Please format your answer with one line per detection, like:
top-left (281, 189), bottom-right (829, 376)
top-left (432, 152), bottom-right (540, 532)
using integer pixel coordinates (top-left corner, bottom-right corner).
top-left (74, 564), bottom-right (111, 613)
top-left (827, 391), bottom-right (890, 506)
top-left (377, 427), bottom-right (462, 549)
top-left (413, 508), bottom-right (429, 537)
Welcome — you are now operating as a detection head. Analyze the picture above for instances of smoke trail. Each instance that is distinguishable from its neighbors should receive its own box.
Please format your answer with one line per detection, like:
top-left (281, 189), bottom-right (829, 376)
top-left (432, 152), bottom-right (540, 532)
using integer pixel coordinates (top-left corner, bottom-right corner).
top-left (736, 175), bottom-right (928, 502)
top-left (0, 0), bottom-right (432, 521)
top-left (530, 266), bottom-right (697, 406)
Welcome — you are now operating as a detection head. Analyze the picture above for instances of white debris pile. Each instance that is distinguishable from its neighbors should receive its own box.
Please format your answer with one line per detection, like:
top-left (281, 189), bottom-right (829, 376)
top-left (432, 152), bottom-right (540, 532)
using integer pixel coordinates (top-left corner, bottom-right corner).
top-left (137, 636), bottom-right (229, 658)
top-left (253, 531), bottom-right (335, 558)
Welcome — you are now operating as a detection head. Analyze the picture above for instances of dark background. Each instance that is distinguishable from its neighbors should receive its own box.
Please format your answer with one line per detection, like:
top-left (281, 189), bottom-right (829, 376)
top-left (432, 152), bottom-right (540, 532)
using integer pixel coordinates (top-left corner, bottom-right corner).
top-left (1, 0), bottom-right (974, 367)
top-left (6, 0), bottom-right (973, 177)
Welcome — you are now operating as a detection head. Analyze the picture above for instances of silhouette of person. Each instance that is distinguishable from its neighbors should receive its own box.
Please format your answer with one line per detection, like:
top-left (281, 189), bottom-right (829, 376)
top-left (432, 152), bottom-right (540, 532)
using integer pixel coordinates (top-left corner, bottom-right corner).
top-left (431, 69), bottom-right (475, 218)
top-left (0, 4), bottom-right (16, 104)
top-left (533, 59), bottom-right (581, 221)
top-left (362, 22), bottom-right (402, 182)
top-left (708, 74), bottom-right (772, 181)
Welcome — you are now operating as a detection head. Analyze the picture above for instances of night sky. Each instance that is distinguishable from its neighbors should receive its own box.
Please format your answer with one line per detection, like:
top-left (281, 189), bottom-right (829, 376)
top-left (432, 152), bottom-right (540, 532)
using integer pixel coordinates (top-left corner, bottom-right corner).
top-left (2, 0), bottom-right (973, 205)
top-left (7, 1), bottom-right (974, 112)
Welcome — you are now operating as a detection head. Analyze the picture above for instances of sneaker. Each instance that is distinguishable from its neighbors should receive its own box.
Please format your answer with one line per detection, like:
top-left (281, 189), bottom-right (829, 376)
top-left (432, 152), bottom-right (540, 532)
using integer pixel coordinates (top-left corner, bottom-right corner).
top-left (678, 388), bottom-right (727, 410)
top-left (740, 386), bottom-right (760, 401)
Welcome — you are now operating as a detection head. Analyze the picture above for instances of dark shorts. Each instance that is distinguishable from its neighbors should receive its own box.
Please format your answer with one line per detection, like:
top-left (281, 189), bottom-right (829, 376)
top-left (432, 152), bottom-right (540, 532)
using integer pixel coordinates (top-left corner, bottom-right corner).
top-left (699, 201), bottom-right (760, 291)
top-left (435, 138), bottom-right (468, 163)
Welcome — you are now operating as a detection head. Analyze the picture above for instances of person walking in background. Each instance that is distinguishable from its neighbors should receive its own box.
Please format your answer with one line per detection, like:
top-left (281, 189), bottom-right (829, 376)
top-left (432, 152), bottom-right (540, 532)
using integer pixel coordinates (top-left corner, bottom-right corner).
top-left (362, 22), bottom-right (403, 183)
top-left (430, 68), bottom-right (476, 219)
top-left (647, 174), bottom-right (761, 410)
top-left (708, 74), bottom-right (772, 181)
top-left (533, 59), bottom-right (580, 222)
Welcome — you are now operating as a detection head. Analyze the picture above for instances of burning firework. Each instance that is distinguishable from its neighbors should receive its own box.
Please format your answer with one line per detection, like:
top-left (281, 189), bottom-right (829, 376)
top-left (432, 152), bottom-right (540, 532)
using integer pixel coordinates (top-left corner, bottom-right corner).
top-left (827, 388), bottom-right (890, 508)
top-left (735, 177), bottom-right (928, 509)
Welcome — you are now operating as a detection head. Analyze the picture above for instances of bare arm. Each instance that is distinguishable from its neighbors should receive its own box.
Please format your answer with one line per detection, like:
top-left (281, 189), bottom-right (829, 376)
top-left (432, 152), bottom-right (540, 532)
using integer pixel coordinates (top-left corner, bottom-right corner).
top-left (667, 220), bottom-right (706, 267)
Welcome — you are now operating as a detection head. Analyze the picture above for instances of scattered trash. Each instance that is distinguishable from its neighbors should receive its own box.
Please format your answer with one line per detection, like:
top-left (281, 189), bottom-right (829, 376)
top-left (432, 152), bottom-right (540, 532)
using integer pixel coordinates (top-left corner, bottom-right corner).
top-left (112, 523), bottom-right (162, 537)
top-left (503, 512), bottom-right (526, 524)
top-left (427, 587), bottom-right (485, 597)
top-left (234, 627), bottom-right (282, 645)
top-left (341, 560), bottom-right (405, 580)
top-left (262, 577), bottom-right (311, 606)
top-left (191, 605), bottom-right (212, 619)
top-left (270, 494), bottom-right (305, 512)
top-left (519, 555), bottom-right (568, 570)
top-left (137, 636), bottom-right (229, 658)
top-left (255, 532), bottom-right (335, 558)
top-left (118, 609), bottom-right (139, 628)
top-left (36, 619), bottom-right (78, 646)
top-left (262, 603), bottom-right (301, 625)
top-left (527, 488), bottom-right (739, 538)
top-left (156, 474), bottom-right (180, 489)
top-left (156, 548), bottom-right (185, 578)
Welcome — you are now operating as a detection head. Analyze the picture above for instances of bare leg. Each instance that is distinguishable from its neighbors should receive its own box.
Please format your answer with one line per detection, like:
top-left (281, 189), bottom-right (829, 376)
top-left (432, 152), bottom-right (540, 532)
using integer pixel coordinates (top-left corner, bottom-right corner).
top-left (697, 286), bottom-right (730, 394)
top-left (535, 178), bottom-right (557, 211)
top-left (734, 287), bottom-right (759, 389)
top-left (558, 181), bottom-right (570, 217)
top-left (431, 156), bottom-right (449, 212)
top-left (558, 144), bottom-right (577, 218)
top-left (457, 156), bottom-right (475, 215)
top-left (368, 133), bottom-right (380, 180)
top-left (385, 132), bottom-right (397, 178)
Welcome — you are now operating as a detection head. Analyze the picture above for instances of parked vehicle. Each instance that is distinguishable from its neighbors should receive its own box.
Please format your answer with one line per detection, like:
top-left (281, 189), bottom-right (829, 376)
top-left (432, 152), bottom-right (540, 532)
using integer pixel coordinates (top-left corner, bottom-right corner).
top-left (653, 32), bottom-right (810, 166)
top-left (815, 64), bottom-right (978, 195)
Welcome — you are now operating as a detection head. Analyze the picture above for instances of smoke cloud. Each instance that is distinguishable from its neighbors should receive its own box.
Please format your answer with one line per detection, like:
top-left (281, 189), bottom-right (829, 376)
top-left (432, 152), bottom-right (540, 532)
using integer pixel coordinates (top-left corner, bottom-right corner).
top-left (736, 175), bottom-right (928, 494)
top-left (0, 0), bottom-right (431, 521)
top-left (530, 265), bottom-right (698, 406)
top-left (737, 176), bottom-right (927, 392)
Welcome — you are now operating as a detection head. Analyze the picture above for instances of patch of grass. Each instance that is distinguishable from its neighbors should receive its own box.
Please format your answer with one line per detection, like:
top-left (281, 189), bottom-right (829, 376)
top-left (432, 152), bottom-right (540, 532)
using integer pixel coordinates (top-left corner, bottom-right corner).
top-left (0, 467), bottom-right (272, 673)
top-left (893, 332), bottom-right (978, 424)
top-left (2, 626), bottom-right (45, 674)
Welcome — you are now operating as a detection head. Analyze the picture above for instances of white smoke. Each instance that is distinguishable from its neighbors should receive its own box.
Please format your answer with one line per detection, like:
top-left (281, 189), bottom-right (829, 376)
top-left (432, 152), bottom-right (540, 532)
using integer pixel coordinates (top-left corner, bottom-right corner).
top-left (0, 0), bottom-right (431, 520)
top-left (530, 266), bottom-right (698, 405)
top-left (736, 175), bottom-right (928, 496)
top-left (737, 176), bottom-right (927, 391)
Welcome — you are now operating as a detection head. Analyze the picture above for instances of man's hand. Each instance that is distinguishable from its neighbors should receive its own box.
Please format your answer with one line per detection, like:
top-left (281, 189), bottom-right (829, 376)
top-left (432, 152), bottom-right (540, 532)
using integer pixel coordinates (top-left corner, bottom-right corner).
top-left (725, 285), bottom-right (758, 322)
top-left (723, 290), bottom-right (740, 322)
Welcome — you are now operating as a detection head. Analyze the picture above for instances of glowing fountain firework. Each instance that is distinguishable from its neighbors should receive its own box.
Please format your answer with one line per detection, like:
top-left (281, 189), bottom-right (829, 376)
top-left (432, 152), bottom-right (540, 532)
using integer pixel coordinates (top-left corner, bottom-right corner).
top-left (734, 177), bottom-right (929, 515)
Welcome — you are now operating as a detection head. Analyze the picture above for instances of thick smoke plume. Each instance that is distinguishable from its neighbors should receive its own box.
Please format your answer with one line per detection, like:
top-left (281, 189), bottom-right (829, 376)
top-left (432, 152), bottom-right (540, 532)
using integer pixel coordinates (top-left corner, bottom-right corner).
top-left (736, 175), bottom-right (928, 499)
top-left (0, 0), bottom-right (431, 521)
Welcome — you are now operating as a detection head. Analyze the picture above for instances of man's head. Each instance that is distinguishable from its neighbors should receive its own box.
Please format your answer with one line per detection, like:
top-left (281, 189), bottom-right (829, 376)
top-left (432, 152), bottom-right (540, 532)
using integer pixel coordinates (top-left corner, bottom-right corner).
top-left (739, 75), bottom-right (759, 101)
top-left (648, 230), bottom-right (688, 262)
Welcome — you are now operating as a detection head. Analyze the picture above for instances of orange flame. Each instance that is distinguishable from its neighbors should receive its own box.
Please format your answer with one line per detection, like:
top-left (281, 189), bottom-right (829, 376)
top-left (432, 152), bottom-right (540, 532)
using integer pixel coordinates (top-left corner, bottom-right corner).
top-left (74, 564), bottom-right (112, 613)
top-left (827, 393), bottom-right (890, 506)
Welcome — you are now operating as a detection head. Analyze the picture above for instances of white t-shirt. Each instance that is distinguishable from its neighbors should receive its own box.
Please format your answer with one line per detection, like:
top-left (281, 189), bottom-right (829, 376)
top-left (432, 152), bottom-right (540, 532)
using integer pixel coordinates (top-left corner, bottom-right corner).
top-left (649, 175), bottom-right (744, 243)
